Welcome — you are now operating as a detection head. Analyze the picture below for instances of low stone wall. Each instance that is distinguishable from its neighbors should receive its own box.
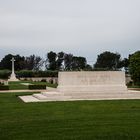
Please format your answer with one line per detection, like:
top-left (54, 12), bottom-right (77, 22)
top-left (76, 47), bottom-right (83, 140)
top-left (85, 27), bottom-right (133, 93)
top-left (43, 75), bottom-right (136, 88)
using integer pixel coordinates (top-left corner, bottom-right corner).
top-left (19, 77), bottom-right (58, 84)
top-left (19, 74), bottom-right (131, 85)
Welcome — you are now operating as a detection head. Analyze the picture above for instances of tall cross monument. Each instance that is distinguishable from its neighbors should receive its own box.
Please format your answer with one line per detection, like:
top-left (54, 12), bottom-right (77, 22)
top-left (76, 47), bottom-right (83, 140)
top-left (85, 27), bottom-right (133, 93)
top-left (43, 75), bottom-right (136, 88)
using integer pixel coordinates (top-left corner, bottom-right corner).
top-left (8, 57), bottom-right (19, 81)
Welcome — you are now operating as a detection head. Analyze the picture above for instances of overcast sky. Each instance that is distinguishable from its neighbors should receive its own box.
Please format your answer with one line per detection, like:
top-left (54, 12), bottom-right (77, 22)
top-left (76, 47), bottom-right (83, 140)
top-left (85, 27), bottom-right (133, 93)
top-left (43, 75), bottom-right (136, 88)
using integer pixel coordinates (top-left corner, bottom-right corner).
top-left (0, 0), bottom-right (140, 64)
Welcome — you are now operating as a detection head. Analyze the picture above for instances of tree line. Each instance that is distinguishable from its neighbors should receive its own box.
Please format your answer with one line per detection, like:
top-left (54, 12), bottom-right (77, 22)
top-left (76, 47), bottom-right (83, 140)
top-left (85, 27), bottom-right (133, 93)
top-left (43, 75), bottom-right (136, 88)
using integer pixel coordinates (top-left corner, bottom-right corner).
top-left (0, 52), bottom-right (88, 71)
top-left (0, 51), bottom-right (130, 71)
top-left (0, 51), bottom-right (139, 85)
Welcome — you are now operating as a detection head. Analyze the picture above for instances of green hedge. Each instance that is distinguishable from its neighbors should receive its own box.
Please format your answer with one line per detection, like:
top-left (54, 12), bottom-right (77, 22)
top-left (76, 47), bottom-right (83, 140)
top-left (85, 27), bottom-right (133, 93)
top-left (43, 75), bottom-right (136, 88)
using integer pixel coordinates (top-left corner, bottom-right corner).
top-left (16, 70), bottom-right (58, 78)
top-left (0, 85), bottom-right (9, 90)
top-left (0, 70), bottom-right (11, 79)
top-left (0, 70), bottom-right (58, 79)
top-left (28, 85), bottom-right (47, 90)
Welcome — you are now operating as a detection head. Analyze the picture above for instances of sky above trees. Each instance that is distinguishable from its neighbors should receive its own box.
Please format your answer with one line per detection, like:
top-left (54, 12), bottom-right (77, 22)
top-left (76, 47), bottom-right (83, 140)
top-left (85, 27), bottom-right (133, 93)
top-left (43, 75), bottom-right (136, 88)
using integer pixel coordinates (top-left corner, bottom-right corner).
top-left (0, 0), bottom-right (140, 63)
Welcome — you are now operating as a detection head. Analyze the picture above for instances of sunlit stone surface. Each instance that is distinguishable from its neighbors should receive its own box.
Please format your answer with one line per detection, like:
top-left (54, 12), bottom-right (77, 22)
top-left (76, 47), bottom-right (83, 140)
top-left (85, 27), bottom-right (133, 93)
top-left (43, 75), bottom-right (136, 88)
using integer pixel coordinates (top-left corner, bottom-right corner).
top-left (57, 71), bottom-right (127, 96)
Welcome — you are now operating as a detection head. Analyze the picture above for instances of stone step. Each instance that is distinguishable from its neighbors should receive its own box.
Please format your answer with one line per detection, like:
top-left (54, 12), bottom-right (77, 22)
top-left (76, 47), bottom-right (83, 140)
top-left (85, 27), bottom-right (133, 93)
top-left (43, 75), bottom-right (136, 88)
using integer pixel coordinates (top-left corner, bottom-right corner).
top-left (19, 93), bottom-right (140, 103)
top-left (33, 93), bottom-right (71, 100)
top-left (42, 92), bottom-right (63, 97)
top-left (19, 95), bottom-right (40, 102)
top-left (33, 94), bottom-right (48, 100)
top-left (69, 93), bottom-right (140, 99)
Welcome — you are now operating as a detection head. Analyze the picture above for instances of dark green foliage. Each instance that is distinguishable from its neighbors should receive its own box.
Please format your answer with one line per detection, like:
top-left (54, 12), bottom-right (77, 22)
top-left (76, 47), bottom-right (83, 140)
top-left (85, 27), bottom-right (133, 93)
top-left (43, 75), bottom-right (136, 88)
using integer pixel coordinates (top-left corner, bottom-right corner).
top-left (0, 54), bottom-right (13, 70)
top-left (56, 52), bottom-right (65, 70)
top-left (129, 51), bottom-right (140, 85)
top-left (63, 53), bottom-right (73, 70)
top-left (0, 70), bottom-right (11, 79)
top-left (0, 54), bottom-right (43, 71)
top-left (121, 58), bottom-right (129, 73)
top-left (93, 68), bottom-right (111, 71)
top-left (28, 84), bottom-right (46, 90)
top-left (46, 52), bottom-right (87, 71)
top-left (24, 55), bottom-right (43, 71)
top-left (41, 79), bottom-right (47, 82)
top-left (46, 51), bottom-right (57, 70)
top-left (9, 81), bottom-right (57, 90)
top-left (0, 70), bottom-right (58, 79)
top-left (0, 85), bottom-right (9, 90)
top-left (0, 54), bottom-right (25, 71)
top-left (94, 51), bottom-right (122, 70)
top-left (1, 93), bottom-right (140, 139)
top-left (71, 56), bottom-right (87, 70)
top-left (84, 64), bottom-right (93, 71)
top-left (16, 70), bottom-right (34, 77)
top-left (16, 70), bottom-right (58, 78)
top-left (14, 55), bottom-right (25, 70)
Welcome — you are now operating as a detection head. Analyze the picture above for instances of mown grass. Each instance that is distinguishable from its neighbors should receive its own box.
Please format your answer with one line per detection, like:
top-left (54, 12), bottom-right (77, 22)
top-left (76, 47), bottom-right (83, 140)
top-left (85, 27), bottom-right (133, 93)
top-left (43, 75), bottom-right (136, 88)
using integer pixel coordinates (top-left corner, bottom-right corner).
top-left (0, 92), bottom-right (140, 140)
top-left (9, 81), bottom-right (57, 90)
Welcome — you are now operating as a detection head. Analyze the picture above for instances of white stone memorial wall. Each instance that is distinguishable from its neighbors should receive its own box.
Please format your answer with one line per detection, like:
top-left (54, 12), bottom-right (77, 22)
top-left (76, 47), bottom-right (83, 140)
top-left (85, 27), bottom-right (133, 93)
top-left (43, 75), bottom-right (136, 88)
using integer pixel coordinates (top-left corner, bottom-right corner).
top-left (57, 71), bottom-right (127, 96)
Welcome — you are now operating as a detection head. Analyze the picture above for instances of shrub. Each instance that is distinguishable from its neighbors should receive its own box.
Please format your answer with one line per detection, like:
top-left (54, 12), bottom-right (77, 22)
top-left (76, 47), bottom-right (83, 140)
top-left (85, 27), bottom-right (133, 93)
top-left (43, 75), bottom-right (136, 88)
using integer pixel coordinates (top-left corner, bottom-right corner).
top-left (16, 70), bottom-right (58, 78)
top-left (126, 81), bottom-right (133, 87)
top-left (49, 79), bottom-right (53, 84)
top-left (28, 85), bottom-right (46, 90)
top-left (129, 51), bottom-right (140, 85)
top-left (16, 70), bottom-right (34, 78)
top-left (0, 70), bottom-right (11, 79)
top-left (0, 85), bottom-right (9, 90)
top-left (41, 79), bottom-right (47, 82)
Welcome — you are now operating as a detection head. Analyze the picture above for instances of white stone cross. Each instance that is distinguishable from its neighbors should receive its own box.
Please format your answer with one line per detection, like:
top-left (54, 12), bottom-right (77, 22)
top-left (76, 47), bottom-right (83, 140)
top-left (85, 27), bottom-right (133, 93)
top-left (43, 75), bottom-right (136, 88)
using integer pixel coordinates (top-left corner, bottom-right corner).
top-left (11, 57), bottom-right (15, 75)
top-left (8, 57), bottom-right (19, 81)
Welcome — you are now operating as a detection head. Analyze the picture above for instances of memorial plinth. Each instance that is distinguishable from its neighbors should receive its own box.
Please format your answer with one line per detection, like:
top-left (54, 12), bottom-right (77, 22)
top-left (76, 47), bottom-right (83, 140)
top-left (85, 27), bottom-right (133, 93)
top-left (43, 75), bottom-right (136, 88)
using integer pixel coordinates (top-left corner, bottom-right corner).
top-left (19, 71), bottom-right (140, 103)
top-left (57, 71), bottom-right (127, 96)
top-left (8, 57), bottom-right (19, 82)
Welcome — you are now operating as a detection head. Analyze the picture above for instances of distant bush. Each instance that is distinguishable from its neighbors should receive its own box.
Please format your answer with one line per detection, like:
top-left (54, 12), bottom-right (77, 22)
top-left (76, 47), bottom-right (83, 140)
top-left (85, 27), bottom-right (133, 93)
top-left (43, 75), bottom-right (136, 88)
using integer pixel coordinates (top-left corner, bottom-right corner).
top-left (92, 68), bottom-right (116, 71)
top-left (28, 85), bottom-right (46, 90)
top-left (16, 70), bottom-right (34, 78)
top-left (126, 81), bottom-right (133, 87)
top-left (0, 85), bottom-right (9, 90)
top-left (41, 79), bottom-right (47, 82)
top-left (16, 70), bottom-right (58, 78)
top-left (0, 70), bottom-right (11, 79)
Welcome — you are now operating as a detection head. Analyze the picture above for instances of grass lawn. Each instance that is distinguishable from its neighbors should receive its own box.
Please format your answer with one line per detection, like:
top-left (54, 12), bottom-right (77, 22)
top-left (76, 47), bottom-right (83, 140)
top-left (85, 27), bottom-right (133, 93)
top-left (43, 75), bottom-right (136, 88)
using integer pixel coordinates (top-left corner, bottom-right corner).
top-left (9, 81), bottom-right (57, 90)
top-left (128, 85), bottom-right (140, 89)
top-left (1, 92), bottom-right (140, 139)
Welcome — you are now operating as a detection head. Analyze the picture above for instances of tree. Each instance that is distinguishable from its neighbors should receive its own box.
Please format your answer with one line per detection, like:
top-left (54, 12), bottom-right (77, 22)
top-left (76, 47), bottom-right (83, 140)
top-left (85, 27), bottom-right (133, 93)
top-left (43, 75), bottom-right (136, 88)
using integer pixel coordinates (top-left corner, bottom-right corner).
top-left (46, 51), bottom-right (57, 70)
top-left (85, 64), bottom-right (93, 71)
top-left (71, 56), bottom-right (87, 70)
top-left (63, 53), bottom-right (73, 70)
top-left (56, 52), bottom-right (65, 70)
top-left (94, 51), bottom-right (122, 70)
top-left (0, 54), bottom-right (25, 71)
top-left (121, 58), bottom-right (129, 73)
top-left (129, 51), bottom-right (140, 85)
top-left (24, 55), bottom-right (43, 71)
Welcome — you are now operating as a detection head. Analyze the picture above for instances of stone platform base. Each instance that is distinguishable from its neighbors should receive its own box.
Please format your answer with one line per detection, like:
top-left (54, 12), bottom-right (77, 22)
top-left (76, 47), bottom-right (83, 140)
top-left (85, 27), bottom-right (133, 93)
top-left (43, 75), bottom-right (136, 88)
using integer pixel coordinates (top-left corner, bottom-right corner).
top-left (8, 74), bottom-right (19, 82)
top-left (19, 90), bottom-right (140, 103)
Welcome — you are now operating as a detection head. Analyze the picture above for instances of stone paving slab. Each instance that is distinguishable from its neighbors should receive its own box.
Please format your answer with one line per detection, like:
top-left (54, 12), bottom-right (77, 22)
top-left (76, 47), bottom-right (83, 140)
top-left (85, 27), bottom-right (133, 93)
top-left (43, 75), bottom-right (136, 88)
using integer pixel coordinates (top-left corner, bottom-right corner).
top-left (19, 95), bottom-right (40, 102)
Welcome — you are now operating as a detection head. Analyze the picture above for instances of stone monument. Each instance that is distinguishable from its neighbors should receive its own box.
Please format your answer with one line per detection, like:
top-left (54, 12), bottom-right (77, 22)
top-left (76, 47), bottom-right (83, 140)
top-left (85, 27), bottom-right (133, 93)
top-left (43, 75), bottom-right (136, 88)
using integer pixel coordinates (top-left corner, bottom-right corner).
top-left (8, 57), bottom-right (19, 81)
top-left (57, 71), bottom-right (128, 96)
top-left (19, 71), bottom-right (140, 103)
